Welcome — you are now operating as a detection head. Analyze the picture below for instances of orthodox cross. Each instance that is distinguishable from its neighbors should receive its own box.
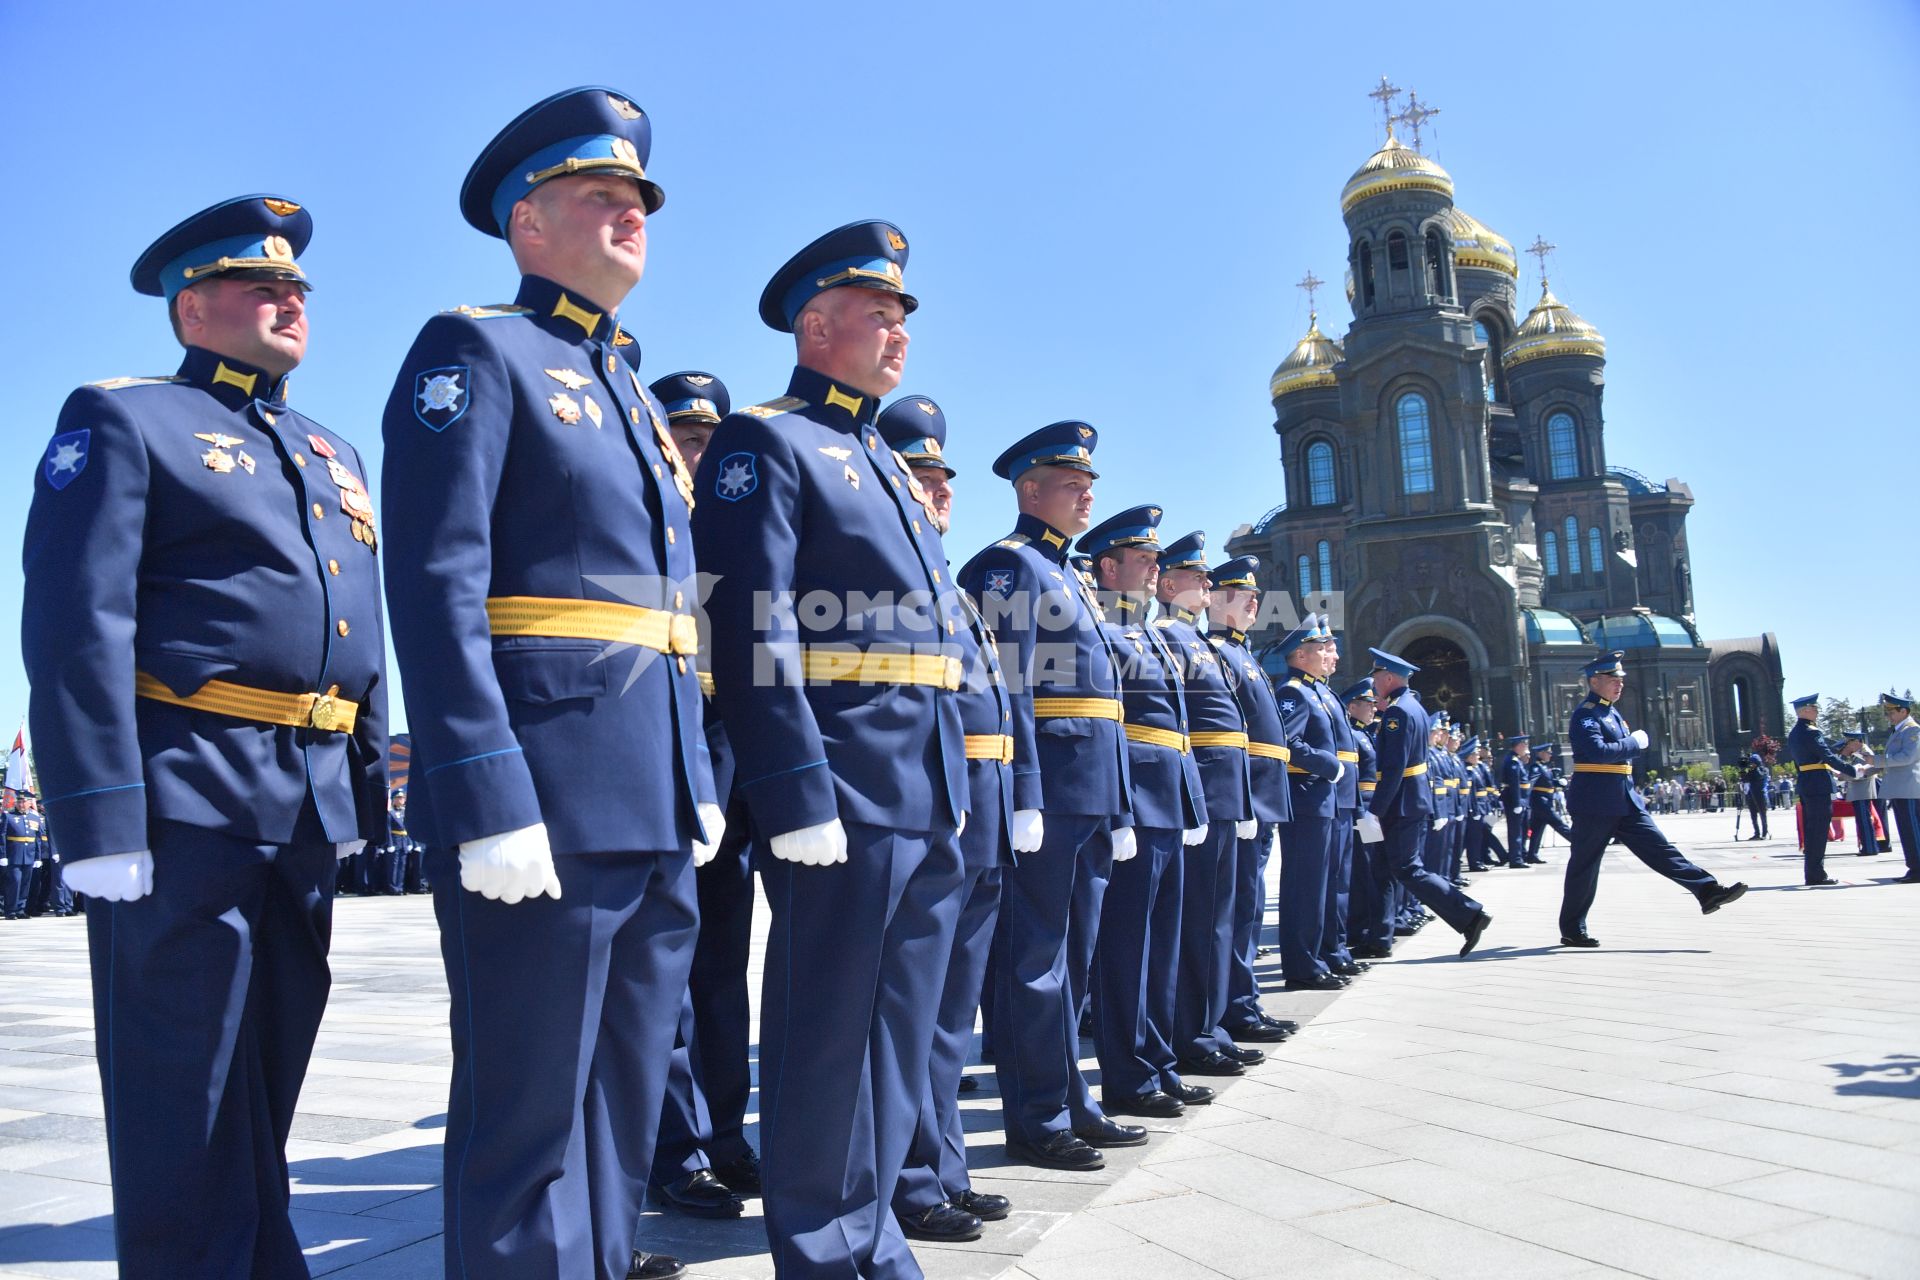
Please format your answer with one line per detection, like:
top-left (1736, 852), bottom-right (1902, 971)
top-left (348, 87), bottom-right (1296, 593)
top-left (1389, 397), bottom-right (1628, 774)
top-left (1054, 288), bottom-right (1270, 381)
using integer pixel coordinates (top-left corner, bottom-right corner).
top-left (1525, 235), bottom-right (1557, 289)
top-left (1367, 76), bottom-right (1402, 139)
top-left (1296, 269), bottom-right (1324, 320)
top-left (1395, 91), bottom-right (1441, 152)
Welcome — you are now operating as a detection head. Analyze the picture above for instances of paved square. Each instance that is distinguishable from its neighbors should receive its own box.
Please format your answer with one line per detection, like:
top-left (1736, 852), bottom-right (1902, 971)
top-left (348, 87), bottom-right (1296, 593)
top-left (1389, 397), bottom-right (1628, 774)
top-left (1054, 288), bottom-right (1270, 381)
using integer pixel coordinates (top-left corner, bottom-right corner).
top-left (0, 812), bottom-right (1914, 1278)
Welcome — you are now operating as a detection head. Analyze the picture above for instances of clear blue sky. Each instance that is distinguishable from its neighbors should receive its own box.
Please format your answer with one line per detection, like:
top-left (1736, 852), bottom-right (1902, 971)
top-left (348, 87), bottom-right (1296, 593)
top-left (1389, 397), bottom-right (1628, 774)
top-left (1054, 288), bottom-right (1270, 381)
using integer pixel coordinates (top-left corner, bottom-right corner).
top-left (2, 0), bottom-right (1913, 736)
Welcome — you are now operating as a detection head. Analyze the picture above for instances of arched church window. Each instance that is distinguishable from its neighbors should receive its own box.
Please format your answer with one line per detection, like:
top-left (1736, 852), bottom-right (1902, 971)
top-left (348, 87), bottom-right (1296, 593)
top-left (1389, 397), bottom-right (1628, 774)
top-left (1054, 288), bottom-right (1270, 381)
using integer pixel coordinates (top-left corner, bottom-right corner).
top-left (1732, 676), bottom-right (1752, 732)
top-left (1588, 527), bottom-right (1604, 579)
top-left (1543, 531), bottom-right (1560, 578)
top-left (1387, 231), bottom-right (1409, 279)
top-left (1396, 392), bottom-right (1434, 495)
top-left (1317, 540), bottom-right (1334, 592)
top-left (1474, 320), bottom-right (1497, 403)
top-left (1565, 516), bottom-right (1582, 577)
top-left (1547, 411), bottom-right (1579, 479)
top-left (1306, 441), bottom-right (1336, 506)
top-left (1297, 555), bottom-right (1313, 601)
top-left (1424, 230), bottom-right (1448, 299)
top-left (1358, 241), bottom-right (1376, 306)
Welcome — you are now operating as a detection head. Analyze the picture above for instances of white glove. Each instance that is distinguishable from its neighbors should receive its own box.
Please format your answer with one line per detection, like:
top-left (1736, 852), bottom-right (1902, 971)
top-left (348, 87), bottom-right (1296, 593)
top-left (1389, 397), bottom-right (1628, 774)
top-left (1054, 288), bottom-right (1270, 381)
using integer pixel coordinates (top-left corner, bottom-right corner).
top-left (1629, 729), bottom-right (1649, 750)
top-left (1356, 813), bottom-right (1384, 844)
top-left (335, 840), bottom-right (366, 862)
top-left (692, 803), bottom-right (726, 867)
top-left (1270, 828), bottom-right (1281, 858)
top-left (1512, 806), bottom-right (1526, 816)
top-left (769, 818), bottom-right (848, 866)
top-left (64, 850), bottom-right (153, 902)
top-left (1333, 762), bottom-right (1345, 783)
top-left (1112, 827), bottom-right (1138, 862)
top-left (1011, 809), bottom-right (1045, 854)
top-left (1455, 815), bottom-right (1466, 824)
top-left (1432, 816), bottom-right (1448, 831)
top-left (1183, 824), bottom-right (1209, 846)
top-left (458, 823), bottom-right (562, 903)
top-left (957, 810), bottom-right (967, 837)
top-left (1235, 818), bottom-right (1257, 839)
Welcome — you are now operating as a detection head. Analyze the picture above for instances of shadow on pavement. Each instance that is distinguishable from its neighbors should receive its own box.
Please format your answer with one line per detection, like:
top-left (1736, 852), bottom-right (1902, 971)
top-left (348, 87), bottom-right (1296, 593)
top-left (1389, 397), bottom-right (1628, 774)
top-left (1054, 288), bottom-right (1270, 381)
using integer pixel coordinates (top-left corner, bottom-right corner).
top-left (1387, 945), bottom-right (1711, 965)
top-left (1828, 1053), bottom-right (1920, 1099)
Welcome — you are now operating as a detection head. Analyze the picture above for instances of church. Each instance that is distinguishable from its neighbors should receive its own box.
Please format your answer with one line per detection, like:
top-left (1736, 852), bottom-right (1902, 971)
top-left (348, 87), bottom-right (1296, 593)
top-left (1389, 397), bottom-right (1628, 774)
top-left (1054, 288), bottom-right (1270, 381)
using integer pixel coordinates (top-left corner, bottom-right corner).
top-left (1226, 85), bottom-right (1783, 771)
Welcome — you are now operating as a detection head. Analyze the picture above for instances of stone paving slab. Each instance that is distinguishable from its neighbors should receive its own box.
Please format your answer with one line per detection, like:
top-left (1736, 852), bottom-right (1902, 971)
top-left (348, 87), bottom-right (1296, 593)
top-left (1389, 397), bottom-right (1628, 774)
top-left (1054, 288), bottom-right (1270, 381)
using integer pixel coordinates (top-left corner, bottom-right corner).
top-left (0, 813), bottom-right (1914, 1278)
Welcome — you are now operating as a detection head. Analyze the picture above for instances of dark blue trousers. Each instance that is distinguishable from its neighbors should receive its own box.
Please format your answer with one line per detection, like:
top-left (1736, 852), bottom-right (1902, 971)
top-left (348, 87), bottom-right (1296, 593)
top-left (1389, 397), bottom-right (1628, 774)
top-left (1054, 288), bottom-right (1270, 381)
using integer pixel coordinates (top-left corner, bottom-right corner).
top-left (759, 824), bottom-right (963, 1280)
top-left (1559, 810), bottom-right (1718, 938)
top-left (1854, 800), bottom-right (1879, 854)
top-left (1, 861), bottom-right (23, 917)
top-left (1466, 813), bottom-right (1489, 869)
top-left (1320, 817), bottom-right (1354, 968)
top-left (990, 813), bottom-right (1103, 1145)
top-left (432, 846), bottom-right (697, 1280)
top-left (653, 808), bottom-right (757, 1181)
top-left (1224, 821), bottom-right (1272, 1030)
top-left (1505, 808), bottom-right (1529, 867)
top-left (1275, 815), bottom-right (1331, 985)
top-left (1890, 797), bottom-right (1919, 872)
top-left (895, 864), bottom-right (1002, 1214)
top-left (1064, 825), bottom-right (1114, 1129)
top-left (1528, 804), bottom-right (1573, 860)
top-left (1174, 823), bottom-right (1240, 1057)
top-left (1800, 795), bottom-right (1834, 884)
top-left (87, 817), bottom-right (334, 1280)
top-left (1093, 827), bottom-right (1183, 1103)
top-left (1383, 818), bottom-right (1484, 934)
top-left (1348, 827), bottom-right (1393, 950)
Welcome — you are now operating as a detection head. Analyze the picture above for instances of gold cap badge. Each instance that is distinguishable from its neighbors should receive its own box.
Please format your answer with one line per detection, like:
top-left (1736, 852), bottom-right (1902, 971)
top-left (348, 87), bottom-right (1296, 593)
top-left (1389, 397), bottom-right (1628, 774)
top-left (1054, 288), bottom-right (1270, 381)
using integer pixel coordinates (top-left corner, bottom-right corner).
top-left (261, 198), bottom-right (301, 216)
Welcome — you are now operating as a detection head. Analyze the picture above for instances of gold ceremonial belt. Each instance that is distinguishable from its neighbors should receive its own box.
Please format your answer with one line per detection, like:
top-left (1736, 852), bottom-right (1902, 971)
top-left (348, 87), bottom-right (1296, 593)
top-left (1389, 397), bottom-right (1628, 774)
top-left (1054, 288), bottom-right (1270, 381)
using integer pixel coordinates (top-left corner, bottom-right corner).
top-left (1798, 762), bottom-right (1829, 772)
top-left (1125, 724), bottom-right (1190, 753)
top-left (799, 649), bottom-right (962, 690)
top-left (1336, 750), bottom-right (1360, 762)
top-left (1190, 731), bottom-right (1250, 750)
top-left (1573, 763), bottom-right (1632, 775)
top-left (964, 734), bottom-right (1016, 762)
top-left (487, 596), bottom-right (699, 656)
top-left (1531, 785), bottom-right (1557, 792)
top-left (1402, 763), bottom-right (1428, 777)
top-left (5, 836), bottom-right (34, 842)
top-left (1359, 781), bottom-right (1378, 791)
top-left (135, 672), bottom-right (359, 733)
top-left (1247, 741), bottom-right (1291, 762)
top-left (1032, 697), bottom-right (1124, 721)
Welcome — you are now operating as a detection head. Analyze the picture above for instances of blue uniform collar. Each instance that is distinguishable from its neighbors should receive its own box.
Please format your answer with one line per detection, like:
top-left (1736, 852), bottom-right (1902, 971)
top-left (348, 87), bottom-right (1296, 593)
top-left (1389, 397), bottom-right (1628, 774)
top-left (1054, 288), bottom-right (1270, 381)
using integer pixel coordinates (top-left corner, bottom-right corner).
top-left (1110, 594), bottom-right (1147, 619)
top-left (787, 365), bottom-right (878, 430)
top-left (178, 346), bottom-right (291, 411)
top-left (1012, 512), bottom-right (1072, 562)
top-left (515, 274), bottom-right (618, 344)
top-left (1158, 602), bottom-right (1197, 625)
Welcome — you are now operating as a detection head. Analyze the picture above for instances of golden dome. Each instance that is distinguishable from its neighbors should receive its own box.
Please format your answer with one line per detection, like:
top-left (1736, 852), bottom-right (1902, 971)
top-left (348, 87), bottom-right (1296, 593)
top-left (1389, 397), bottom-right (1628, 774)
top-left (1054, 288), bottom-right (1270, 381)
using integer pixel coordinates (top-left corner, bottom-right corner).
top-left (1270, 312), bottom-right (1345, 399)
top-left (1340, 132), bottom-right (1454, 214)
top-left (1444, 208), bottom-right (1517, 277)
top-left (1502, 281), bottom-right (1606, 367)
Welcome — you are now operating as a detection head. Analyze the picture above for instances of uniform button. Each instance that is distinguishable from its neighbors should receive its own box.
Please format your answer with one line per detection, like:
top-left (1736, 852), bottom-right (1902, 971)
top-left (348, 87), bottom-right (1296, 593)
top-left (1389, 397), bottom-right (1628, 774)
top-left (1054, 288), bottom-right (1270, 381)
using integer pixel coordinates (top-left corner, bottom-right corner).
top-left (337, 619), bottom-right (350, 637)
top-left (933, 570), bottom-right (942, 583)
top-left (630, 407), bottom-right (641, 425)
top-left (674, 591), bottom-right (684, 609)
top-left (294, 453), bottom-right (307, 467)
top-left (890, 475), bottom-right (902, 487)
top-left (312, 503), bottom-right (324, 519)
top-left (606, 355), bottom-right (617, 374)
top-left (947, 620), bottom-right (956, 635)
top-left (327, 559), bottom-right (340, 575)
top-left (912, 520), bottom-right (922, 533)
top-left (666, 527), bottom-right (676, 544)
top-left (866, 435), bottom-right (877, 450)
top-left (653, 463), bottom-right (662, 478)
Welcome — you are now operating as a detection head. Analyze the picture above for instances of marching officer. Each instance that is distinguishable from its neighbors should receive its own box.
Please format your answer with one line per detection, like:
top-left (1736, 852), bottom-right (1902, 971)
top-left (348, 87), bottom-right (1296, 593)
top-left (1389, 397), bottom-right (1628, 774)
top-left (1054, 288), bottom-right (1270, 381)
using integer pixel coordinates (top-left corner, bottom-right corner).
top-left (1878, 691), bottom-right (1919, 881)
top-left (1207, 557), bottom-right (1300, 1033)
top-left (885, 394), bottom-right (1022, 1241)
top-left (960, 420), bottom-right (1136, 1173)
top-left (1786, 693), bottom-right (1860, 886)
top-left (1342, 680), bottom-right (1391, 960)
top-left (1080, 506), bottom-right (1210, 1121)
top-left (1358, 650), bottom-right (1493, 956)
top-left (693, 219), bottom-right (969, 1279)
top-left (1500, 734), bottom-right (1534, 869)
top-left (1527, 740), bottom-right (1573, 863)
top-left (1556, 653), bottom-right (1748, 944)
top-left (24, 194), bottom-right (388, 1278)
top-left (382, 87), bottom-right (720, 1280)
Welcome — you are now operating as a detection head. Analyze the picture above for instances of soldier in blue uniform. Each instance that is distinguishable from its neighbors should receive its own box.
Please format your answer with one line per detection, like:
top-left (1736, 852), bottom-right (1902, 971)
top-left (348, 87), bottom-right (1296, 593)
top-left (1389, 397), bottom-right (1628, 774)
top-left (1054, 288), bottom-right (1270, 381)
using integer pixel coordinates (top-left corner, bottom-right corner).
top-left (380, 788), bottom-right (413, 895)
top-left (1527, 741), bottom-right (1573, 863)
top-left (21, 794), bottom-right (54, 916)
top-left (1209, 557), bottom-right (1301, 1033)
top-left (1740, 753), bottom-right (1772, 840)
top-left (1459, 738), bottom-right (1491, 872)
top-left (40, 804), bottom-right (74, 917)
top-left (382, 89), bottom-right (718, 1280)
top-left (884, 395), bottom-right (1022, 1242)
top-left (1079, 506), bottom-right (1211, 1121)
top-left (1272, 616), bottom-right (1349, 989)
top-left (961, 421), bottom-right (1138, 1173)
top-left (24, 194), bottom-right (387, 1278)
top-left (1359, 651), bottom-right (1493, 956)
top-left (1786, 693), bottom-right (1861, 886)
top-left (1499, 734), bottom-right (1533, 869)
top-left (645, 371), bottom-right (758, 1222)
top-left (1342, 681), bottom-right (1393, 960)
top-left (1557, 653), bottom-right (1747, 944)
top-left (1, 793), bottom-right (32, 919)
top-left (1422, 715), bottom-right (1453, 882)
top-left (693, 220), bottom-right (969, 1280)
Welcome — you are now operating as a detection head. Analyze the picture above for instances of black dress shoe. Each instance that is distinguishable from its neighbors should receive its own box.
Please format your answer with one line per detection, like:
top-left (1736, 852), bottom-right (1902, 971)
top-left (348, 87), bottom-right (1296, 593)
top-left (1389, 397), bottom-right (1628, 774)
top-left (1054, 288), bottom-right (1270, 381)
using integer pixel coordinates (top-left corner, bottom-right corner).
top-left (627, 1252), bottom-right (688, 1280)
top-left (1899, 870), bottom-right (1920, 883)
top-left (1105, 1090), bottom-right (1185, 1118)
top-left (1805, 877), bottom-right (1838, 887)
top-left (1458, 911), bottom-right (1492, 957)
top-left (1559, 933), bottom-right (1601, 948)
top-left (1285, 973), bottom-right (1346, 992)
top-left (1350, 944), bottom-right (1392, 960)
top-left (1701, 881), bottom-right (1749, 912)
top-left (1178, 1050), bottom-right (1245, 1077)
top-left (650, 1168), bottom-right (744, 1218)
top-left (1008, 1130), bottom-right (1104, 1170)
top-left (1331, 960), bottom-right (1370, 976)
top-left (710, 1150), bottom-right (761, 1195)
top-left (958, 1074), bottom-right (979, 1094)
top-left (899, 1201), bottom-right (983, 1242)
top-left (1392, 923), bottom-right (1419, 937)
top-left (1219, 1043), bottom-right (1266, 1067)
top-left (1172, 1081), bottom-right (1216, 1106)
top-left (1074, 1115), bottom-right (1149, 1147)
top-left (1222, 1019), bottom-right (1290, 1042)
top-left (955, 1188), bottom-right (1011, 1221)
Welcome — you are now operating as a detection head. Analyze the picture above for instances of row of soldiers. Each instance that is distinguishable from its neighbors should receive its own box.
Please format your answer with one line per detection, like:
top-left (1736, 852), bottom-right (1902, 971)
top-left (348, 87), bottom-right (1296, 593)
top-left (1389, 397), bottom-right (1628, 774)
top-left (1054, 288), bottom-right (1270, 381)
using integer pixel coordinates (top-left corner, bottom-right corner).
top-left (0, 791), bottom-right (73, 919)
top-left (333, 789), bottom-right (426, 896)
top-left (16, 83), bottom-right (1747, 1280)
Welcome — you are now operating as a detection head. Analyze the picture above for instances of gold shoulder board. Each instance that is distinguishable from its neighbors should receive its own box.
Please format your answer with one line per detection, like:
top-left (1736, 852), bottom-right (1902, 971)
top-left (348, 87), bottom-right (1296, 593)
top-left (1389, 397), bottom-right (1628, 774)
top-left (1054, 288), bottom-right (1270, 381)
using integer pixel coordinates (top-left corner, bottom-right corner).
top-left (740, 396), bottom-right (808, 419)
top-left (88, 375), bottom-right (183, 390)
top-left (445, 303), bottom-right (533, 318)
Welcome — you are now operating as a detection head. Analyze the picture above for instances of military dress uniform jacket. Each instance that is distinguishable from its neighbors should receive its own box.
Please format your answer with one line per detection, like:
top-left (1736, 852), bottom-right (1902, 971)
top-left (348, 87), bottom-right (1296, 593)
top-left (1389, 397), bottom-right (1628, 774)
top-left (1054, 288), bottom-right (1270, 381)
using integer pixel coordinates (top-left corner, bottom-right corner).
top-left (1366, 690), bottom-right (1433, 820)
top-left (24, 348), bottom-right (388, 858)
top-left (1499, 753), bottom-right (1530, 812)
top-left (1350, 721), bottom-right (1379, 805)
top-left (1156, 610), bottom-right (1253, 823)
top-left (1785, 720), bottom-right (1854, 803)
top-left (1103, 599), bottom-right (1205, 832)
top-left (1882, 719), bottom-right (1920, 801)
top-left (692, 365), bottom-right (964, 839)
top-left (1427, 748), bottom-right (1453, 818)
top-left (960, 514), bottom-right (1130, 822)
top-left (1275, 670), bottom-right (1345, 821)
top-left (1211, 631), bottom-right (1293, 824)
top-left (1565, 695), bottom-right (1647, 818)
top-left (3, 814), bottom-right (39, 867)
top-left (1529, 761), bottom-right (1560, 809)
top-left (382, 276), bottom-right (712, 855)
top-left (954, 592), bottom-right (1019, 869)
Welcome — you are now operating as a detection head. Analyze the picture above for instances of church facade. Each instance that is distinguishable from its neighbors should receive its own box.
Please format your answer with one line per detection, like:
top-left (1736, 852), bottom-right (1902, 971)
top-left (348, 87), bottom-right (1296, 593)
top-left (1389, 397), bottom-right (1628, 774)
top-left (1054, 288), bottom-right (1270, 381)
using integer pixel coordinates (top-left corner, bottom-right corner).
top-left (1227, 108), bottom-right (1782, 770)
